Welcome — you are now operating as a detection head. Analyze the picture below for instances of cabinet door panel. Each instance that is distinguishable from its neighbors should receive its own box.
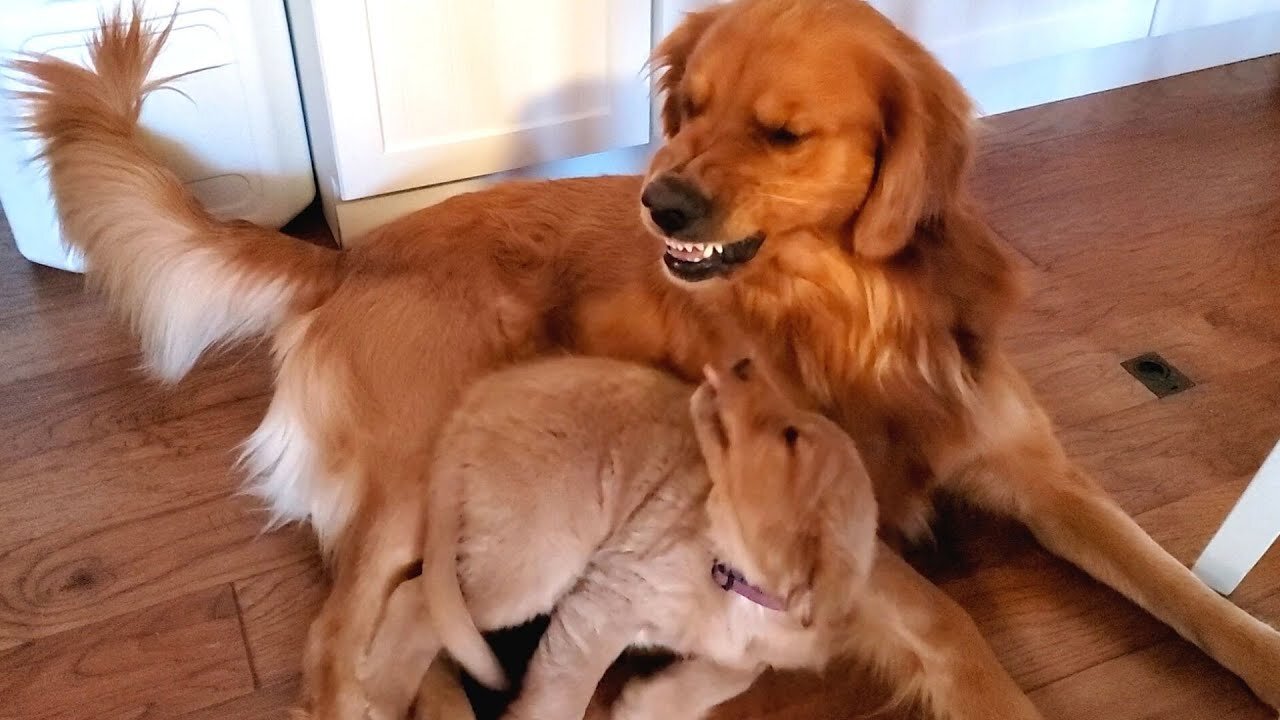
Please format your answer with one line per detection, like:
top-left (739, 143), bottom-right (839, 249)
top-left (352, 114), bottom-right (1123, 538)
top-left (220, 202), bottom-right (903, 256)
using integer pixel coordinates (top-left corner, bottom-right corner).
top-left (318, 0), bottom-right (651, 200)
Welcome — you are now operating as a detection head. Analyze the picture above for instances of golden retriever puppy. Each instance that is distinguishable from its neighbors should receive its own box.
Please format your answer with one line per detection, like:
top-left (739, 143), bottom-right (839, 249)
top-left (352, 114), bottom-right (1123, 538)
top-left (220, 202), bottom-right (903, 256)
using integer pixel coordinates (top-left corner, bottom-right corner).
top-left (360, 354), bottom-right (876, 720)
top-left (18, 2), bottom-right (1280, 717)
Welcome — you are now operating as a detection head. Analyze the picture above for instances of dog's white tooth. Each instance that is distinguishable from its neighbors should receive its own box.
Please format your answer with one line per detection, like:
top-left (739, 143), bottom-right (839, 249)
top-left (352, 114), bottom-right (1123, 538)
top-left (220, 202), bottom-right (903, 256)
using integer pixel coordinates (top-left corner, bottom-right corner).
top-left (702, 244), bottom-right (714, 258)
top-left (712, 243), bottom-right (723, 254)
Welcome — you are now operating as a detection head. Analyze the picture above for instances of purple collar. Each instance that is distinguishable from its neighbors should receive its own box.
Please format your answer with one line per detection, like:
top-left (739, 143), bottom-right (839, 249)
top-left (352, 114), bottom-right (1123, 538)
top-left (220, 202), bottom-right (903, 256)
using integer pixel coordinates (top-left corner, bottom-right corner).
top-left (711, 560), bottom-right (786, 611)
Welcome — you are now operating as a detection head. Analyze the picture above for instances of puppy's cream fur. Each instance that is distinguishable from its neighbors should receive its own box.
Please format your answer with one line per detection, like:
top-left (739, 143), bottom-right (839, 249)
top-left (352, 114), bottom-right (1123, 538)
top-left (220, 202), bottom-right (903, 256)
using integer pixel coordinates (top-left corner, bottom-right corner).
top-left (362, 355), bottom-right (878, 720)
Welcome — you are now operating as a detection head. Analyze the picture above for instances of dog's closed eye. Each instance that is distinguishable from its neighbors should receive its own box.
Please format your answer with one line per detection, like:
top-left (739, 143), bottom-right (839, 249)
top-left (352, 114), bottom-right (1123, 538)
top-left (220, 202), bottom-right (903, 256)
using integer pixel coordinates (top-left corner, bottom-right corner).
top-left (682, 95), bottom-right (703, 120)
top-left (760, 124), bottom-right (802, 148)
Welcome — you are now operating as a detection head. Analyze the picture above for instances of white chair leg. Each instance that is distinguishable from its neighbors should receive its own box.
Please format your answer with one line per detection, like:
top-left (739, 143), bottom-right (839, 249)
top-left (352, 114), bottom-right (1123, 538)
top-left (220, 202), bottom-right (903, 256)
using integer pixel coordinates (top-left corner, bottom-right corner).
top-left (1193, 438), bottom-right (1280, 595)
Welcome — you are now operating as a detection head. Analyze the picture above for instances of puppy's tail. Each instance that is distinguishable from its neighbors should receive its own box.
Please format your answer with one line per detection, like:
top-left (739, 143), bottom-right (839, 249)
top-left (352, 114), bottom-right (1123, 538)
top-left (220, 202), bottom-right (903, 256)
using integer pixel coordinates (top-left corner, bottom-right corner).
top-left (423, 461), bottom-right (509, 691)
top-left (13, 5), bottom-right (340, 381)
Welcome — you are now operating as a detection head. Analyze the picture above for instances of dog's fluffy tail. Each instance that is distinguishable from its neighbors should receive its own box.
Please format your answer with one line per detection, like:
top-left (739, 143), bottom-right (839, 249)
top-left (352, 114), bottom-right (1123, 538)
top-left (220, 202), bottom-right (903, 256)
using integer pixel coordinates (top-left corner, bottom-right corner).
top-left (423, 461), bottom-right (509, 692)
top-left (14, 5), bottom-right (340, 380)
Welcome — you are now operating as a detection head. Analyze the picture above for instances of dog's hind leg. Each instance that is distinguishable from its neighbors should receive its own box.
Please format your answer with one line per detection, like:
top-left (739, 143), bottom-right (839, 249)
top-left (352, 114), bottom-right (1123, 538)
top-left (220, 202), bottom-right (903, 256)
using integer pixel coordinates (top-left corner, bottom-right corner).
top-left (504, 575), bottom-right (641, 720)
top-left (414, 656), bottom-right (476, 720)
top-left (362, 576), bottom-right (442, 720)
top-left (300, 486), bottom-right (425, 720)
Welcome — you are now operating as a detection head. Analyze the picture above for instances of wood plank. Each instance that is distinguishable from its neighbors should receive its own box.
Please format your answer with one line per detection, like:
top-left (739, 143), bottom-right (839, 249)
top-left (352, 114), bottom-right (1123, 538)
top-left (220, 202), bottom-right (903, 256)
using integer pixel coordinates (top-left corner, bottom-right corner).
top-left (0, 350), bottom-right (271, 465)
top-left (233, 557), bottom-right (328, 687)
top-left (0, 585), bottom-right (255, 720)
top-left (0, 495), bottom-right (315, 650)
top-left (978, 55), bottom-right (1280, 155)
top-left (1029, 639), bottom-right (1273, 720)
top-left (177, 679), bottom-right (300, 720)
top-left (1006, 294), bottom-right (1280, 432)
top-left (975, 102), bottom-right (1280, 269)
top-left (1007, 200), bottom-right (1280, 344)
top-left (0, 397), bottom-right (269, 553)
top-left (0, 299), bottom-right (140, 386)
top-left (0, 218), bottom-right (86, 323)
top-left (1059, 358), bottom-right (1280, 517)
top-left (1003, 301), bottom-right (1156, 430)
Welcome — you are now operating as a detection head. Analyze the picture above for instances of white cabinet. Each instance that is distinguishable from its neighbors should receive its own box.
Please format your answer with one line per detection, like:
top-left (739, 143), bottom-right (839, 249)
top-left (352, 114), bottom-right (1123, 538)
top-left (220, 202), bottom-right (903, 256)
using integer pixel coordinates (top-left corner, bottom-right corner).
top-left (288, 0), bottom-right (651, 213)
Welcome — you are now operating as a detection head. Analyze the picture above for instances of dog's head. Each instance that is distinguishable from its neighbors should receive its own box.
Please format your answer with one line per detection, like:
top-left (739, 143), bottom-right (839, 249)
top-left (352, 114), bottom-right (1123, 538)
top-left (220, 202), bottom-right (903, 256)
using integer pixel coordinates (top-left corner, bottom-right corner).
top-left (643, 0), bottom-right (972, 283)
top-left (690, 352), bottom-right (878, 627)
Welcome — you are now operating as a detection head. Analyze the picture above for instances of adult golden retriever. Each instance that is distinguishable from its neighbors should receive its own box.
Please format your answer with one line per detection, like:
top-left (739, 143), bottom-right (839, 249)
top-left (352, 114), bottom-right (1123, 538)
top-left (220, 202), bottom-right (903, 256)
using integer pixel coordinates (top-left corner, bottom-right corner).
top-left (18, 1), bottom-right (1280, 718)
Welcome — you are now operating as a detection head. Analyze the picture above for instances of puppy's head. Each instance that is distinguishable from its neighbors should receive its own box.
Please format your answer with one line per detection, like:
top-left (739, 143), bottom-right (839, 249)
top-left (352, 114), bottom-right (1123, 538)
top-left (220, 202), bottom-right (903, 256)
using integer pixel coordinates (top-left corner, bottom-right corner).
top-left (690, 352), bottom-right (878, 626)
top-left (643, 0), bottom-right (972, 284)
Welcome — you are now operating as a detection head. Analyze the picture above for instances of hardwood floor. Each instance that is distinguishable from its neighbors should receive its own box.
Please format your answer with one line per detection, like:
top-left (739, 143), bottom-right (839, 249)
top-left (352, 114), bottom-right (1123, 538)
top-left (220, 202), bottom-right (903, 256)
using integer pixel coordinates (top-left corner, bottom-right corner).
top-left (2, 56), bottom-right (1278, 719)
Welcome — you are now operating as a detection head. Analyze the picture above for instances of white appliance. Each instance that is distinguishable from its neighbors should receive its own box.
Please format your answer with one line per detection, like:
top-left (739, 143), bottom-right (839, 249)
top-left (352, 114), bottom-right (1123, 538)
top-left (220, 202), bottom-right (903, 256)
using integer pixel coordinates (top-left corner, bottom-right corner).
top-left (0, 0), bottom-right (315, 272)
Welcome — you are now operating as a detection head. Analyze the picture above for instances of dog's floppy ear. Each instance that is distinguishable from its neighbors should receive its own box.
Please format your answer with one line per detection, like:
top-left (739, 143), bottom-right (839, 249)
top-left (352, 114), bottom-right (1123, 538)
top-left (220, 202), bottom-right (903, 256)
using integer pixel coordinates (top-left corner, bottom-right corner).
top-left (651, 7), bottom-right (724, 137)
top-left (851, 50), bottom-right (973, 260)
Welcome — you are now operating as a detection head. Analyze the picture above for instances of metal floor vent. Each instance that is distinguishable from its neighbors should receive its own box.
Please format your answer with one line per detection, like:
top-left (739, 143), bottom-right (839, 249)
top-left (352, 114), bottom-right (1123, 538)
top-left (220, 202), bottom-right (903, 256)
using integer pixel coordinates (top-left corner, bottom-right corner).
top-left (1122, 352), bottom-right (1194, 398)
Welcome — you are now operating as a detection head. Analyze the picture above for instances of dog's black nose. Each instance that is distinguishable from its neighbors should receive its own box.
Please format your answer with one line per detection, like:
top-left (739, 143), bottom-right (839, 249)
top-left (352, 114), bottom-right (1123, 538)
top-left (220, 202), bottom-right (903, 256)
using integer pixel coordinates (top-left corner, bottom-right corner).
top-left (641, 174), bottom-right (711, 237)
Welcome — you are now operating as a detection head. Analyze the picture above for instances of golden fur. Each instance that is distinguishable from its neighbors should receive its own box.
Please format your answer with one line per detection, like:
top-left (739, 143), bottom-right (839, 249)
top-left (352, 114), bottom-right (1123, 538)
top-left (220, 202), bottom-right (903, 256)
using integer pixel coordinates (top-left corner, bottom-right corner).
top-left (16, 2), bottom-right (1280, 718)
top-left (360, 354), bottom-right (880, 720)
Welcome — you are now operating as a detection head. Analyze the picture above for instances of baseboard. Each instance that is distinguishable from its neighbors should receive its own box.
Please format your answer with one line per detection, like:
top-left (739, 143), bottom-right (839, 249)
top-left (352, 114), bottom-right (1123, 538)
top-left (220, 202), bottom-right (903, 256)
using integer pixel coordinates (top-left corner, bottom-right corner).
top-left (331, 143), bottom-right (654, 243)
top-left (963, 11), bottom-right (1280, 116)
top-left (325, 12), bottom-right (1280, 244)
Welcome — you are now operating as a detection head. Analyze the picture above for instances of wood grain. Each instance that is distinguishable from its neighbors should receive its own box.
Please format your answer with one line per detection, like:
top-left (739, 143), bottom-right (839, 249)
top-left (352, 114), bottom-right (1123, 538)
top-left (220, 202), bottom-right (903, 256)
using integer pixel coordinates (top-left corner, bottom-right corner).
top-left (0, 398), bottom-right (270, 551)
top-left (1059, 357), bottom-right (1280, 517)
top-left (233, 557), bottom-right (328, 687)
top-left (1029, 639), bottom-right (1273, 720)
top-left (0, 496), bottom-right (314, 650)
top-left (0, 299), bottom-right (140, 386)
top-left (978, 55), bottom-right (1280, 156)
top-left (0, 239), bottom-right (84, 322)
top-left (0, 350), bottom-right (271, 465)
top-left (0, 585), bottom-right (254, 720)
top-left (176, 680), bottom-right (301, 720)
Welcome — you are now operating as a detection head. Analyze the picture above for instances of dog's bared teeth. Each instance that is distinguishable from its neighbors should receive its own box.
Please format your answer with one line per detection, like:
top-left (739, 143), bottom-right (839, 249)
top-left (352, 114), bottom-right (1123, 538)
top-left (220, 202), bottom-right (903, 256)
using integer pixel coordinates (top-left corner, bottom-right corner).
top-left (711, 244), bottom-right (723, 255)
top-left (701, 244), bottom-right (714, 258)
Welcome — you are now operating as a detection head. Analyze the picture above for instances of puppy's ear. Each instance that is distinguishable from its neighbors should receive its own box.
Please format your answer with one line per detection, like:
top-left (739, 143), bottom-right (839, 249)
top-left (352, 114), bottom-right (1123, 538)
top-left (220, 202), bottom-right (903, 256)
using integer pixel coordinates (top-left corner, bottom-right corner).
top-left (851, 49), bottom-right (973, 260)
top-left (651, 7), bottom-right (724, 137)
